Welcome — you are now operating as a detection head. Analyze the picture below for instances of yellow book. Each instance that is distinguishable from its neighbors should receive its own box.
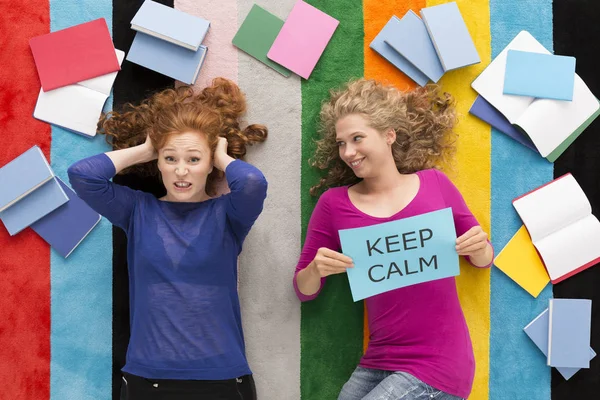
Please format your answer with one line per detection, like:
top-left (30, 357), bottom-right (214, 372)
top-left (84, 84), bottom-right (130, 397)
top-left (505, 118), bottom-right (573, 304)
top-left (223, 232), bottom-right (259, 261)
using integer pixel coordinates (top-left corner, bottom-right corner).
top-left (493, 225), bottom-right (550, 297)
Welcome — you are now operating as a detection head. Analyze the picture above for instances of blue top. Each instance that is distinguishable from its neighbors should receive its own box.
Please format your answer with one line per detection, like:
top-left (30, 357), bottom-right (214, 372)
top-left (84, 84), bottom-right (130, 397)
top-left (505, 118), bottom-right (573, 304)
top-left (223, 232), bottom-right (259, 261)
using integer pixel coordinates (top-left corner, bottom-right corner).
top-left (67, 154), bottom-right (268, 380)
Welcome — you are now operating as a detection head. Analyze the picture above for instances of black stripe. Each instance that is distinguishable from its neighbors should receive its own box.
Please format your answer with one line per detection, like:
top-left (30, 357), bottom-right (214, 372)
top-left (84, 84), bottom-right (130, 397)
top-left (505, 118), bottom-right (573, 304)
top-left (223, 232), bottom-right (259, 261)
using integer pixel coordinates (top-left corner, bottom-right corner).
top-left (112, 1), bottom-right (173, 399)
top-left (552, 0), bottom-right (600, 397)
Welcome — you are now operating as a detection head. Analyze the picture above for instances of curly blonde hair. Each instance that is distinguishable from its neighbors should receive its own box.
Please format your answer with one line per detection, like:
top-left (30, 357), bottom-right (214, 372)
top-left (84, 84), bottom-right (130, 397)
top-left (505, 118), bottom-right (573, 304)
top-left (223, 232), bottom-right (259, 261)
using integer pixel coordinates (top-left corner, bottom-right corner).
top-left (310, 78), bottom-right (457, 196)
top-left (98, 78), bottom-right (267, 196)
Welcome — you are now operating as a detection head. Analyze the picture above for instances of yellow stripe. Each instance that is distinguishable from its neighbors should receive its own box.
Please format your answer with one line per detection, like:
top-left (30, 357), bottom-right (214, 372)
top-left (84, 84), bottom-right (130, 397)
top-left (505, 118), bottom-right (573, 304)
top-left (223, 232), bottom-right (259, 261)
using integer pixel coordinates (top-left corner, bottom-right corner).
top-left (426, 1), bottom-right (491, 399)
top-left (363, 0), bottom-right (426, 353)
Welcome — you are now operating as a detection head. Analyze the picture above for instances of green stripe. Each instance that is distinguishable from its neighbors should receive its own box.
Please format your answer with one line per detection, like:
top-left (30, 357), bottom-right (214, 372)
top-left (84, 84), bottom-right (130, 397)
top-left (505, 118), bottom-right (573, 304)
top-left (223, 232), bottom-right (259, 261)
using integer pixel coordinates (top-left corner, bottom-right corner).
top-left (300, 1), bottom-right (364, 398)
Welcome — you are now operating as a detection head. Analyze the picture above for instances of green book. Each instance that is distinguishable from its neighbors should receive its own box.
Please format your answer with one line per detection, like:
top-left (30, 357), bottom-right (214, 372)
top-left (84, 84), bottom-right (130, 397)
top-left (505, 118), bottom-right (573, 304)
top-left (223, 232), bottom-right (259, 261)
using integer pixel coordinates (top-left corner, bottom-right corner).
top-left (232, 4), bottom-right (291, 77)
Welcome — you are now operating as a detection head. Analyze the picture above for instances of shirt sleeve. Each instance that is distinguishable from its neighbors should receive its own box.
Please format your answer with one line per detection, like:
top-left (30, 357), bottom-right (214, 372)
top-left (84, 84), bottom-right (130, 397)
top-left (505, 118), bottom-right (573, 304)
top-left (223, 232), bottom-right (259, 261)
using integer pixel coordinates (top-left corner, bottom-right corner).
top-left (433, 169), bottom-right (493, 268)
top-left (67, 153), bottom-right (140, 231)
top-left (293, 190), bottom-right (340, 302)
top-left (224, 159), bottom-right (268, 243)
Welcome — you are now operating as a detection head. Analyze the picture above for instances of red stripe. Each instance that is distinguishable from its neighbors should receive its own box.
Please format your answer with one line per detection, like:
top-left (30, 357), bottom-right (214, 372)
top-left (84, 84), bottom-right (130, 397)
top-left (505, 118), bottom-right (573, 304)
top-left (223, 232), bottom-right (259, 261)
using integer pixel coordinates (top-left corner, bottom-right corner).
top-left (0, 2), bottom-right (51, 399)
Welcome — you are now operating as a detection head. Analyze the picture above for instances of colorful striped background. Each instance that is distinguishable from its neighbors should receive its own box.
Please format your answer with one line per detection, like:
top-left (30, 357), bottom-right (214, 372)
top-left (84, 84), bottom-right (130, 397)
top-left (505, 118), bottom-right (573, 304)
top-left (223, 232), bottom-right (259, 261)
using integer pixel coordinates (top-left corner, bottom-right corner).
top-left (0, 0), bottom-right (599, 399)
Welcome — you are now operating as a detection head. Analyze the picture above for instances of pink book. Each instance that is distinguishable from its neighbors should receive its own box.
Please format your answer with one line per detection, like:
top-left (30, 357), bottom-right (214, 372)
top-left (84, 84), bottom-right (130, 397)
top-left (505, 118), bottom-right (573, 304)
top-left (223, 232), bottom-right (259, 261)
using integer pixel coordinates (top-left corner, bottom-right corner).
top-left (267, 1), bottom-right (339, 79)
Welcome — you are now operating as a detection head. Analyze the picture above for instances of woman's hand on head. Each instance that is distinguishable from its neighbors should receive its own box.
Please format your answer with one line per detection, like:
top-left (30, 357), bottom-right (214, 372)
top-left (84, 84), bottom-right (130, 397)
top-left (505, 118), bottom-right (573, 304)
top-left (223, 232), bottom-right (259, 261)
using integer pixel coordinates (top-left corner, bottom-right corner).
top-left (213, 137), bottom-right (234, 171)
top-left (144, 134), bottom-right (158, 161)
top-left (310, 247), bottom-right (354, 278)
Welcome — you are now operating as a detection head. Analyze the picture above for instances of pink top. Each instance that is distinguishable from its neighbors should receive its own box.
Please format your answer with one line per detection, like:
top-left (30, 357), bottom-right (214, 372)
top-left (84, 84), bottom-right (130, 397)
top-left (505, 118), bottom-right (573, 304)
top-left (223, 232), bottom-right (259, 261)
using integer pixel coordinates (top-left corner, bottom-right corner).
top-left (293, 169), bottom-right (492, 399)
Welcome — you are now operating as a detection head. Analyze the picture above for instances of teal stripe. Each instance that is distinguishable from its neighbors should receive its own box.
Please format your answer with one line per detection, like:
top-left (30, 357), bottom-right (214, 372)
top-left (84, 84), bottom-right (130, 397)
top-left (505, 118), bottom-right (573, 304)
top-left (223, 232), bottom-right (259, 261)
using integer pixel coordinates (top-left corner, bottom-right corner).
top-left (49, 2), bottom-right (112, 399)
top-left (300, 1), bottom-right (364, 398)
top-left (489, 1), bottom-right (553, 399)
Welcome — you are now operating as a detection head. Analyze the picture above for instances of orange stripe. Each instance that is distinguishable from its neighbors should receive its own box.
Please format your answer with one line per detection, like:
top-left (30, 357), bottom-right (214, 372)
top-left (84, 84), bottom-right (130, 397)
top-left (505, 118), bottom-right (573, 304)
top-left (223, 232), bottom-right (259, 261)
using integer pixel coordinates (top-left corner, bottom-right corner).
top-left (0, 2), bottom-right (51, 399)
top-left (362, 0), bottom-right (426, 353)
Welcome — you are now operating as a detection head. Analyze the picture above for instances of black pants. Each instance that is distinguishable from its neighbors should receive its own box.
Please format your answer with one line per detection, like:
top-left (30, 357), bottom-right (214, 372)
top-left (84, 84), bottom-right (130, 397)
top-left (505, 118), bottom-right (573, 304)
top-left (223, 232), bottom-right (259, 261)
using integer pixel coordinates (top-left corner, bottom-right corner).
top-left (121, 372), bottom-right (257, 400)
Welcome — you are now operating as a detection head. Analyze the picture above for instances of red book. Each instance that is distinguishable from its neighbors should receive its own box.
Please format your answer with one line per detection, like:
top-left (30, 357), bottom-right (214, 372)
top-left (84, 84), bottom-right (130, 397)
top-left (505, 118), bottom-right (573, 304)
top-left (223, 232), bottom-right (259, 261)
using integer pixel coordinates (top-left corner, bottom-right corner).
top-left (29, 18), bottom-right (120, 91)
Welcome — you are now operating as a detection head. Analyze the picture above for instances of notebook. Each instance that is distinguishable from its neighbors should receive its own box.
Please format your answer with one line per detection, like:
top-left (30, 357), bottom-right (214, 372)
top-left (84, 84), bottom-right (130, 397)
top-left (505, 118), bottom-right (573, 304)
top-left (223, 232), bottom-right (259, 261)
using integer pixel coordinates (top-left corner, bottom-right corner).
top-left (513, 173), bottom-right (600, 283)
top-left (0, 178), bottom-right (68, 236)
top-left (503, 51), bottom-right (576, 101)
top-left (30, 178), bottom-right (101, 258)
top-left (383, 10), bottom-right (444, 83)
top-left (267, 0), bottom-right (339, 79)
top-left (369, 16), bottom-right (429, 86)
top-left (548, 299), bottom-right (592, 368)
top-left (0, 146), bottom-right (55, 212)
top-left (420, 2), bottom-right (480, 71)
top-left (232, 4), bottom-right (291, 77)
top-left (493, 225), bottom-right (549, 298)
top-left (126, 32), bottom-right (208, 84)
top-left (524, 308), bottom-right (596, 380)
top-left (29, 18), bottom-right (121, 91)
top-left (471, 31), bottom-right (600, 162)
top-left (131, 0), bottom-right (210, 51)
top-left (469, 96), bottom-right (537, 152)
top-left (33, 49), bottom-right (125, 137)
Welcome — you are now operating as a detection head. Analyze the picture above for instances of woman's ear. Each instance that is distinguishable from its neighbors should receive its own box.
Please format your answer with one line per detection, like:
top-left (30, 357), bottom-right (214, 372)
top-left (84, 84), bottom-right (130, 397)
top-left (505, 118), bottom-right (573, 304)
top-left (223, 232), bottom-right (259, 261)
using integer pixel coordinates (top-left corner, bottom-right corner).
top-left (386, 128), bottom-right (397, 145)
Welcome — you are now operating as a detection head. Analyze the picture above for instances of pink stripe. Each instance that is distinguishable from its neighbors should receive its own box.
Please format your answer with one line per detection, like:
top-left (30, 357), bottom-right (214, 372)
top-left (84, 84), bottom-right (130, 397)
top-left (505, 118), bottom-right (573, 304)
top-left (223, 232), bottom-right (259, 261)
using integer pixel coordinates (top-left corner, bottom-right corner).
top-left (175, 0), bottom-right (238, 87)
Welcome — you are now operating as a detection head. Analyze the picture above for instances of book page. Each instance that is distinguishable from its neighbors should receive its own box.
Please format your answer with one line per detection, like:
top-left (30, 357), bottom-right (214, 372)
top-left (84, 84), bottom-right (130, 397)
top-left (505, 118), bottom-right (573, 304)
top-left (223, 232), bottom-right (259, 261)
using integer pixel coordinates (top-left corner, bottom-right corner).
top-left (535, 214), bottom-right (600, 281)
top-left (513, 174), bottom-right (590, 242)
top-left (515, 75), bottom-right (599, 157)
top-left (471, 31), bottom-right (548, 123)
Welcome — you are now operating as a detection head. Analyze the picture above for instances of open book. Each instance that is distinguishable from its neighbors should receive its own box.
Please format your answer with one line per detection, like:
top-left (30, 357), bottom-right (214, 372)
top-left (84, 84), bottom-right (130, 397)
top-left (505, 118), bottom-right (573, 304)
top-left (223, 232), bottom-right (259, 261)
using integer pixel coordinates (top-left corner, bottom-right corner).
top-left (472, 31), bottom-right (600, 162)
top-left (33, 49), bottom-right (124, 137)
top-left (513, 174), bottom-right (600, 283)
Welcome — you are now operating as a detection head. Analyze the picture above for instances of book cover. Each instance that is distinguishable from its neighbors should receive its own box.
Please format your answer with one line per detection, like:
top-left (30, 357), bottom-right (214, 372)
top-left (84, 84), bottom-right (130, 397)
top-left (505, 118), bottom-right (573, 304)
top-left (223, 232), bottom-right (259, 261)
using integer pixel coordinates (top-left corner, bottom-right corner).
top-left (33, 49), bottom-right (125, 137)
top-left (493, 225), bottom-right (549, 298)
top-left (29, 18), bottom-right (120, 91)
top-left (369, 16), bottom-right (429, 87)
top-left (0, 146), bottom-right (54, 212)
top-left (0, 178), bottom-right (68, 236)
top-left (420, 2), bottom-right (480, 71)
top-left (232, 4), bottom-right (291, 77)
top-left (524, 308), bottom-right (596, 380)
top-left (31, 177), bottom-right (101, 258)
top-left (548, 299), bottom-right (592, 368)
top-left (383, 10), bottom-right (444, 83)
top-left (503, 50), bottom-right (576, 101)
top-left (126, 32), bottom-right (208, 85)
top-left (131, 0), bottom-right (210, 51)
top-left (266, 0), bottom-right (339, 79)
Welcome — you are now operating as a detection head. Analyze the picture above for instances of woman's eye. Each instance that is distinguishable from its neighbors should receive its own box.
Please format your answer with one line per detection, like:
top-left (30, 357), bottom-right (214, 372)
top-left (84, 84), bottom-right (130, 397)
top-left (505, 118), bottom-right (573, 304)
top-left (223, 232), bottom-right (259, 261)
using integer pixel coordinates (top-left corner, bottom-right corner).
top-left (190, 157), bottom-right (200, 163)
top-left (353, 136), bottom-right (362, 142)
top-left (336, 141), bottom-right (344, 147)
top-left (165, 156), bottom-right (175, 162)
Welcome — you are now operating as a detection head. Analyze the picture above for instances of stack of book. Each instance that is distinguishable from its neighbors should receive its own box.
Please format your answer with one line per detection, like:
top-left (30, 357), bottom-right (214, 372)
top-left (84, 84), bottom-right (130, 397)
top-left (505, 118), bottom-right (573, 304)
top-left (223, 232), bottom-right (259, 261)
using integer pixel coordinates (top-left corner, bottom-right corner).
top-left (469, 30), bottom-right (600, 162)
top-left (0, 146), bottom-right (101, 258)
top-left (29, 18), bottom-right (123, 137)
top-left (126, 0), bottom-right (211, 85)
top-left (232, 1), bottom-right (339, 79)
top-left (524, 298), bottom-right (594, 380)
top-left (369, 2), bottom-right (480, 86)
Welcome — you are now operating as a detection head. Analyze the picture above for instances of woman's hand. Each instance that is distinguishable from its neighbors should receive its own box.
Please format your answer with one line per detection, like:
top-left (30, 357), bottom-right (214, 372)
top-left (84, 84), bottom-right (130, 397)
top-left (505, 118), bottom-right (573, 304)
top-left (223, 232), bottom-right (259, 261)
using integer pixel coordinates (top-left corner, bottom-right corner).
top-left (143, 134), bottom-right (158, 162)
top-left (456, 226), bottom-right (493, 266)
top-left (309, 247), bottom-right (354, 277)
top-left (213, 137), bottom-right (234, 171)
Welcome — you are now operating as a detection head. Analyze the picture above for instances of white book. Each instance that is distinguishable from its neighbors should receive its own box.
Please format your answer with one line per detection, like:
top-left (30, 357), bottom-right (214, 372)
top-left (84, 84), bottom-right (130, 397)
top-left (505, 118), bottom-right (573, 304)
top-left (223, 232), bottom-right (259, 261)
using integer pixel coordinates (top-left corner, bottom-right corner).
top-left (513, 174), bottom-right (600, 283)
top-left (33, 49), bottom-right (125, 137)
top-left (471, 31), bottom-right (600, 162)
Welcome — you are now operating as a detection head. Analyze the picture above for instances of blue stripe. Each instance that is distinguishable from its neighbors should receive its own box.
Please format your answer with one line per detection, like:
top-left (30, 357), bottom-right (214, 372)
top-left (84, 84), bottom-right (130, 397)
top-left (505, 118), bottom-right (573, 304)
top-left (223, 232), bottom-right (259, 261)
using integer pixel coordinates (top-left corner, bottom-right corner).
top-left (49, 1), bottom-right (113, 399)
top-left (489, 1), bottom-right (554, 399)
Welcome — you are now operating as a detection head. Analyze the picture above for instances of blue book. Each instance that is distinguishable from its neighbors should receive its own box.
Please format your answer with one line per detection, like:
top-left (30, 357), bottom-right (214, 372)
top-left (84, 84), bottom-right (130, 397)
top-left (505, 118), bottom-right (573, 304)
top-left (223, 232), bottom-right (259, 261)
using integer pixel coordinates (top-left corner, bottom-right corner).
top-left (420, 2), bottom-right (480, 71)
top-left (524, 308), bottom-right (596, 380)
top-left (338, 208), bottom-right (459, 302)
top-left (548, 298), bottom-right (592, 368)
top-left (131, 0), bottom-right (210, 51)
top-left (503, 50), bottom-right (576, 101)
top-left (383, 10), bottom-right (444, 83)
top-left (126, 32), bottom-right (208, 85)
top-left (0, 177), bottom-right (68, 236)
top-left (31, 178), bottom-right (101, 258)
top-left (0, 146), bottom-right (55, 212)
top-left (469, 96), bottom-right (537, 152)
top-left (369, 16), bottom-right (429, 87)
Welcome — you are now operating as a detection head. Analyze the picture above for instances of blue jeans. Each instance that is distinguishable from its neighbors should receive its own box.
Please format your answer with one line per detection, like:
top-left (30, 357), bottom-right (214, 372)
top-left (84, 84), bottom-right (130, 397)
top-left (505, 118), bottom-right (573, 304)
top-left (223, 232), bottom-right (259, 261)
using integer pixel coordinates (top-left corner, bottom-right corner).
top-left (338, 367), bottom-right (464, 400)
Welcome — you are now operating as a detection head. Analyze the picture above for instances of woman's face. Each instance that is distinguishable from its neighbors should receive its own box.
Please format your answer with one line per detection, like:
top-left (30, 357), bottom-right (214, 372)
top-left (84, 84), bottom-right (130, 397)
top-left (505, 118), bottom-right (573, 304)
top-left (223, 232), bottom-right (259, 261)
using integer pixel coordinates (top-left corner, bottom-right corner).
top-left (335, 113), bottom-right (395, 179)
top-left (157, 131), bottom-right (213, 202)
